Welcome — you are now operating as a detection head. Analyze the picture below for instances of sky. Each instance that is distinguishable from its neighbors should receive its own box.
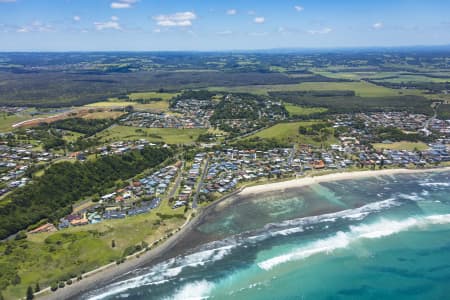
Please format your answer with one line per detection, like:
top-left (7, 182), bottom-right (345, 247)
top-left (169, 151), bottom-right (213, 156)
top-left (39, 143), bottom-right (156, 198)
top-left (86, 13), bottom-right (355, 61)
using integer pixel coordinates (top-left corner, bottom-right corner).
top-left (0, 0), bottom-right (450, 51)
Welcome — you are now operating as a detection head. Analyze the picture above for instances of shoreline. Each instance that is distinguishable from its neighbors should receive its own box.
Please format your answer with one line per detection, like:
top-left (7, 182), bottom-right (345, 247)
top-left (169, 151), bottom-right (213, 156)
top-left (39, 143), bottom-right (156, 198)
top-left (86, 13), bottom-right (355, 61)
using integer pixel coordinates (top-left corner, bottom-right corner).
top-left (240, 166), bottom-right (450, 196)
top-left (40, 166), bottom-right (450, 300)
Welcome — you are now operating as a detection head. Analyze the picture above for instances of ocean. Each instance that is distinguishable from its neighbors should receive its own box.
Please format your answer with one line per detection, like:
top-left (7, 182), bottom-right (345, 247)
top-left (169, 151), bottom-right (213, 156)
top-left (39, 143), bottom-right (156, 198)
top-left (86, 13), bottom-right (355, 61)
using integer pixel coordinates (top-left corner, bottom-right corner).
top-left (82, 171), bottom-right (450, 300)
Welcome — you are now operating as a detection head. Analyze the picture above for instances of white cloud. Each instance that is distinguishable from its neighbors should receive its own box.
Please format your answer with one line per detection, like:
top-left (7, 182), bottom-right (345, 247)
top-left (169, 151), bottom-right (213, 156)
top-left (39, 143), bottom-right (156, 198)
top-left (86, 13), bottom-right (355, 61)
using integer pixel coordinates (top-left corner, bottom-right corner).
top-left (294, 5), bottom-right (304, 12)
top-left (73, 15), bottom-right (81, 22)
top-left (153, 11), bottom-right (197, 27)
top-left (226, 9), bottom-right (237, 15)
top-left (16, 21), bottom-right (54, 33)
top-left (373, 22), bottom-right (384, 30)
top-left (94, 17), bottom-right (122, 30)
top-left (307, 27), bottom-right (332, 35)
top-left (111, 0), bottom-right (137, 9)
top-left (111, 3), bottom-right (130, 8)
top-left (254, 17), bottom-right (265, 24)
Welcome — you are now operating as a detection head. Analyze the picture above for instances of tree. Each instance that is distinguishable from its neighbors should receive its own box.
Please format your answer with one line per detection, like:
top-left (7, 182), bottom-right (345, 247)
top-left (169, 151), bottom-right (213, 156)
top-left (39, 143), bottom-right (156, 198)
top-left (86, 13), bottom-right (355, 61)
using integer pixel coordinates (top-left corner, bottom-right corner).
top-left (4, 244), bottom-right (12, 255)
top-left (35, 282), bottom-right (41, 292)
top-left (12, 274), bottom-right (21, 285)
top-left (26, 286), bottom-right (34, 300)
top-left (111, 240), bottom-right (116, 248)
top-left (0, 292), bottom-right (4, 300)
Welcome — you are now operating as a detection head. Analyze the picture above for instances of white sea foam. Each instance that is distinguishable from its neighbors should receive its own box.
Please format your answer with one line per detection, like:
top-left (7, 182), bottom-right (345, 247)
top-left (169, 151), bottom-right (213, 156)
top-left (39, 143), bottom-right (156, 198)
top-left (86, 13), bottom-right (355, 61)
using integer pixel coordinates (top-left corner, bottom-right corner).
top-left (87, 244), bottom-right (235, 300)
top-left (165, 280), bottom-right (214, 300)
top-left (398, 193), bottom-right (423, 201)
top-left (258, 231), bottom-right (351, 270)
top-left (419, 182), bottom-right (450, 187)
top-left (258, 213), bottom-right (450, 271)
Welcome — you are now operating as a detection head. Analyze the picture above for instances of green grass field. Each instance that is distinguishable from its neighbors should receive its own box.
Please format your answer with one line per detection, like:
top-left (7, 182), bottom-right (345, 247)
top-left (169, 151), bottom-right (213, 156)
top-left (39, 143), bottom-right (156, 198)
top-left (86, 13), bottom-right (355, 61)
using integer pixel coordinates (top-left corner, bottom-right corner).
top-left (284, 104), bottom-right (328, 117)
top-left (0, 111), bottom-right (54, 133)
top-left (81, 111), bottom-right (125, 120)
top-left (96, 126), bottom-right (206, 144)
top-left (0, 198), bottom-right (186, 300)
top-left (372, 141), bottom-right (429, 151)
top-left (85, 101), bottom-right (169, 111)
top-left (209, 80), bottom-right (425, 97)
top-left (0, 114), bottom-right (29, 132)
top-left (86, 92), bottom-right (177, 111)
top-left (128, 91), bottom-right (179, 101)
top-left (246, 121), bottom-right (338, 146)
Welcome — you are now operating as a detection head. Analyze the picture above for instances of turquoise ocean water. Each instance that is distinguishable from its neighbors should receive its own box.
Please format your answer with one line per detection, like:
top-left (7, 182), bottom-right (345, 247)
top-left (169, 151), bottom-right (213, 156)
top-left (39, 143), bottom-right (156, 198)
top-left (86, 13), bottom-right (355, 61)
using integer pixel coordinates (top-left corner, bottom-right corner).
top-left (83, 171), bottom-right (450, 300)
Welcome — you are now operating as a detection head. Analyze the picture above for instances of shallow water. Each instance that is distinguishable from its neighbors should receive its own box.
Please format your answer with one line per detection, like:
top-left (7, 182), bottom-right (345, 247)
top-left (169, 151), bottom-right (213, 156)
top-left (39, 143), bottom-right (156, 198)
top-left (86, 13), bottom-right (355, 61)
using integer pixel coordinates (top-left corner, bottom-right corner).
top-left (83, 171), bottom-right (450, 300)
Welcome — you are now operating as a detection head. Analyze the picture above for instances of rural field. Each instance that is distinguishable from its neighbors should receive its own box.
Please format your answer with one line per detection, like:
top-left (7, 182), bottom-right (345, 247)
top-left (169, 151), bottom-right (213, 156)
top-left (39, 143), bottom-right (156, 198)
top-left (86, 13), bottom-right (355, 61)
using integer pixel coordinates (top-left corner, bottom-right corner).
top-left (96, 125), bottom-right (206, 144)
top-left (209, 80), bottom-right (426, 97)
top-left (245, 121), bottom-right (338, 146)
top-left (128, 91), bottom-right (179, 101)
top-left (284, 104), bottom-right (328, 117)
top-left (0, 110), bottom-right (55, 132)
top-left (86, 100), bottom-right (169, 111)
top-left (81, 111), bottom-right (125, 120)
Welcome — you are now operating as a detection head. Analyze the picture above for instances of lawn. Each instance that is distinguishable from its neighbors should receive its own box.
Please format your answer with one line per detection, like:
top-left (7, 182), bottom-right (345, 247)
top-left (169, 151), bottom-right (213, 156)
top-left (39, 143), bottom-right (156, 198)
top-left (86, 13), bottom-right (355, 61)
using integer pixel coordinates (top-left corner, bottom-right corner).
top-left (284, 103), bottom-right (328, 117)
top-left (372, 141), bottom-right (429, 151)
top-left (96, 125), bottom-right (206, 144)
top-left (246, 121), bottom-right (338, 146)
top-left (1, 198), bottom-right (186, 300)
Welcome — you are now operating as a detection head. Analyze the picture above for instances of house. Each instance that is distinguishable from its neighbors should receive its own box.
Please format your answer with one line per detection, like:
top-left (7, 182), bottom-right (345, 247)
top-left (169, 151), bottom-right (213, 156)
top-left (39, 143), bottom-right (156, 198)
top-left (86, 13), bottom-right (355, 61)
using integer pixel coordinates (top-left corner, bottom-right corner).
top-left (29, 223), bottom-right (57, 234)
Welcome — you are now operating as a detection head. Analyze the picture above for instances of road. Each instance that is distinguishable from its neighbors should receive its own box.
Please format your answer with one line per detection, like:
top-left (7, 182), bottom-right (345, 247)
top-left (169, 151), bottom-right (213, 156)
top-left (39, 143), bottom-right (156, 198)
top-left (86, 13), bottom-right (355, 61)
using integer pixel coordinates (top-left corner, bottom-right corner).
top-left (192, 156), bottom-right (210, 209)
top-left (288, 144), bottom-right (297, 166)
top-left (168, 160), bottom-right (184, 200)
top-left (423, 102), bottom-right (440, 131)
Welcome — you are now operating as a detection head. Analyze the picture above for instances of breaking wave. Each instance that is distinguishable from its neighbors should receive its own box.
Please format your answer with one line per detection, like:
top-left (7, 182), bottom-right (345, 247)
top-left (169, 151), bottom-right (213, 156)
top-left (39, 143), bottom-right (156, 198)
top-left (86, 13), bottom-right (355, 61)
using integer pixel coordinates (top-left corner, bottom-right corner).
top-left (258, 214), bottom-right (450, 271)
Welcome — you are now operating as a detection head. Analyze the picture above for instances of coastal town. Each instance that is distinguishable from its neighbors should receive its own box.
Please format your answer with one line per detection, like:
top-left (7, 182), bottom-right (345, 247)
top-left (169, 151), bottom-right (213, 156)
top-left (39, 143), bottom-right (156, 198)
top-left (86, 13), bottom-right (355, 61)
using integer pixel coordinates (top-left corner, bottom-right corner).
top-left (13, 105), bottom-right (450, 234)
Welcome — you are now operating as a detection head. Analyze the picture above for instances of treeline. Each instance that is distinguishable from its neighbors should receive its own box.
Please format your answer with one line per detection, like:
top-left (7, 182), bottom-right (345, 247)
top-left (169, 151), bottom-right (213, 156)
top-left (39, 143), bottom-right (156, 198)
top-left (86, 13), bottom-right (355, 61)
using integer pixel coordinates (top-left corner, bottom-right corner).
top-left (365, 79), bottom-right (450, 94)
top-left (269, 91), bottom-right (433, 115)
top-left (44, 118), bottom-right (115, 136)
top-left (0, 146), bottom-right (173, 239)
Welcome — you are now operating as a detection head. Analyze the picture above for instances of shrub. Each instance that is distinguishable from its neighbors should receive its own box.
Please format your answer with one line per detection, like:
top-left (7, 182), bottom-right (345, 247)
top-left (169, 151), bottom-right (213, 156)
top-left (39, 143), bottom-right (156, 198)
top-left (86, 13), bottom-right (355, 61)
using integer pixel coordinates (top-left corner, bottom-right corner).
top-left (50, 283), bottom-right (58, 292)
top-left (58, 282), bottom-right (65, 289)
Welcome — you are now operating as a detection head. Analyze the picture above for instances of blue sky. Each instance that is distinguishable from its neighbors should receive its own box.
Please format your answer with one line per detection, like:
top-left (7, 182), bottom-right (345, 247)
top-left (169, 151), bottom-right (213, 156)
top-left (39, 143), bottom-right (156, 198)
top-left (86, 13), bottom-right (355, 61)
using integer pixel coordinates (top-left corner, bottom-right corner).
top-left (0, 0), bottom-right (449, 51)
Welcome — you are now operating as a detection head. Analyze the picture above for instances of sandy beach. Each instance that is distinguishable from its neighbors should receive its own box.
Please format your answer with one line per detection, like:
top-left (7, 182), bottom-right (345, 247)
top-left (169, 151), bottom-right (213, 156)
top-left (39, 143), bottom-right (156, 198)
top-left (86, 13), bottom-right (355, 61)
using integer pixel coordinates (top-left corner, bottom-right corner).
top-left (40, 166), bottom-right (450, 300)
top-left (240, 167), bottom-right (450, 196)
